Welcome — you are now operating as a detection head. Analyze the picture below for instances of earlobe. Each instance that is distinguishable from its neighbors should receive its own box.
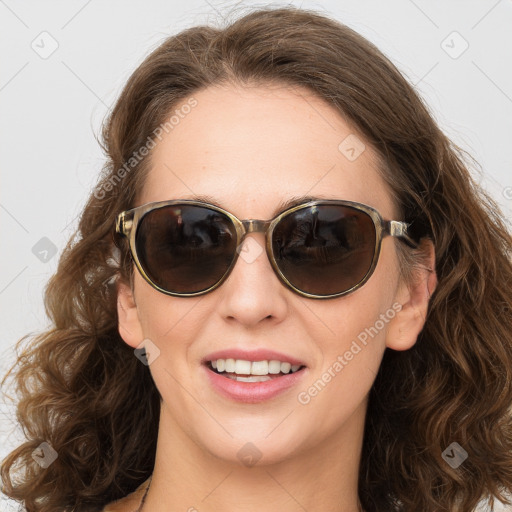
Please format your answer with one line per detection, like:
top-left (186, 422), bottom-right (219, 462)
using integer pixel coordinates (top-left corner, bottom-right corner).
top-left (116, 279), bottom-right (145, 348)
top-left (386, 241), bottom-right (438, 351)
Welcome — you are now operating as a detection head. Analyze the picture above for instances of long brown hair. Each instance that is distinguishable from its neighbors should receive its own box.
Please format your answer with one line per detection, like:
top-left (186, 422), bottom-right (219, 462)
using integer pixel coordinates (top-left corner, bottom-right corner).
top-left (2, 6), bottom-right (511, 512)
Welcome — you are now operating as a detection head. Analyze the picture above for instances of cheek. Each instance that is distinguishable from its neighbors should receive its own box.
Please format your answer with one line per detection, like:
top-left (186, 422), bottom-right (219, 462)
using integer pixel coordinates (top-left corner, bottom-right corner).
top-left (306, 244), bottom-right (400, 363)
top-left (295, 248), bottom-right (400, 430)
top-left (132, 275), bottom-right (205, 415)
top-left (299, 291), bottom-right (394, 405)
top-left (132, 273), bottom-right (202, 359)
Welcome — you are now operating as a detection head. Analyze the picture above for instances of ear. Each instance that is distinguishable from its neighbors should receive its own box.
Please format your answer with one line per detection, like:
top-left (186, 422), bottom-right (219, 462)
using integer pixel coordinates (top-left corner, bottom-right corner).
top-left (386, 241), bottom-right (437, 351)
top-left (117, 279), bottom-right (145, 348)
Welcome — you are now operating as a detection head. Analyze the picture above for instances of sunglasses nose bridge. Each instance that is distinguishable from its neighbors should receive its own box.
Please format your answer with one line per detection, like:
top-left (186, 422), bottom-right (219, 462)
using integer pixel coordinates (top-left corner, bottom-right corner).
top-left (241, 219), bottom-right (272, 235)
top-left (238, 218), bottom-right (274, 260)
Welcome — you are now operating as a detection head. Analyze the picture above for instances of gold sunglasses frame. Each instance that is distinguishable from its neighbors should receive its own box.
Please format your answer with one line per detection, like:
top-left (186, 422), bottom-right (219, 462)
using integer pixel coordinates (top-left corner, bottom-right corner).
top-left (115, 199), bottom-right (417, 299)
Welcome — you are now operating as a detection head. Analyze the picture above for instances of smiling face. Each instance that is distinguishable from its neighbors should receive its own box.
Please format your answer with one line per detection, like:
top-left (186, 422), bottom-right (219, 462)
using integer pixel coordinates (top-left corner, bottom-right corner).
top-left (116, 82), bottom-right (430, 469)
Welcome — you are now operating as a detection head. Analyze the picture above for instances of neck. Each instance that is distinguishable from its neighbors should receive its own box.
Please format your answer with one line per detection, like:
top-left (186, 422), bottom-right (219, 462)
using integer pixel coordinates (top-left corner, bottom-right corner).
top-left (142, 401), bottom-right (366, 512)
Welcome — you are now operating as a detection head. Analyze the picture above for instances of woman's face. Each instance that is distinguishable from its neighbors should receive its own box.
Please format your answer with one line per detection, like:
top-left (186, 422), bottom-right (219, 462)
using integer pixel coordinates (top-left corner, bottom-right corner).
top-left (117, 83), bottom-right (426, 466)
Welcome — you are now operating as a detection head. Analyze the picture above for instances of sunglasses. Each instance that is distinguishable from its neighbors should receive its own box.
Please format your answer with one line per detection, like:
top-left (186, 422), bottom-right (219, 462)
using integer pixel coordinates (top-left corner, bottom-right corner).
top-left (115, 199), bottom-right (418, 299)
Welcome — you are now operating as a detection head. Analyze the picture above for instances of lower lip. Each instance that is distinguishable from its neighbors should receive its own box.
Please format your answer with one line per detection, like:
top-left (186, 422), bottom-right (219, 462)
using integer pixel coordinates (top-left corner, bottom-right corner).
top-left (203, 364), bottom-right (307, 403)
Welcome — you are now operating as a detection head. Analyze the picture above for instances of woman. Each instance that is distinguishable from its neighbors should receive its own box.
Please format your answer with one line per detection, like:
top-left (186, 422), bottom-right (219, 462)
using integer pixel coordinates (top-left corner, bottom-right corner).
top-left (2, 6), bottom-right (511, 512)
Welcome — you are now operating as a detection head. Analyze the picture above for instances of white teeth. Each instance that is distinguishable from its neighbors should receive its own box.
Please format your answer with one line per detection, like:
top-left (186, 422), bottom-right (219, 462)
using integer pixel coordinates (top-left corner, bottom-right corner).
top-left (268, 360), bottom-right (281, 374)
top-left (281, 362), bottom-right (291, 373)
top-left (235, 359), bottom-right (252, 374)
top-left (251, 361), bottom-right (269, 375)
top-left (225, 375), bottom-right (272, 382)
top-left (209, 358), bottom-right (303, 376)
top-left (225, 358), bottom-right (236, 372)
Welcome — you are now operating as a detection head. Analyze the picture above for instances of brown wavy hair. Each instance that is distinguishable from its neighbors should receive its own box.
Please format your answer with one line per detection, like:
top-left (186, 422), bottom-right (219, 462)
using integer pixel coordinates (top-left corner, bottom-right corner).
top-left (2, 6), bottom-right (512, 512)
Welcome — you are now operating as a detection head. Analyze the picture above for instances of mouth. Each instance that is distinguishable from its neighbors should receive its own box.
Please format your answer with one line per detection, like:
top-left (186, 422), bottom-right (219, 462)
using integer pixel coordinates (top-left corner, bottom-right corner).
top-left (205, 358), bottom-right (307, 382)
top-left (201, 349), bottom-right (309, 402)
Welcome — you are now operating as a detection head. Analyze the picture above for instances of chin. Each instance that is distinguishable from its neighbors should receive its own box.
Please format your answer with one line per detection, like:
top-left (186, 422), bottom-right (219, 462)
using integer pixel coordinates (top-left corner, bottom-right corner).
top-left (193, 422), bottom-right (312, 468)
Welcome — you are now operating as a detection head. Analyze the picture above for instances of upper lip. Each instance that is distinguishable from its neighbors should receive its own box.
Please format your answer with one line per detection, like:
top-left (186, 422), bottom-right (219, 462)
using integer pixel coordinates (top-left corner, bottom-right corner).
top-left (202, 349), bottom-right (307, 367)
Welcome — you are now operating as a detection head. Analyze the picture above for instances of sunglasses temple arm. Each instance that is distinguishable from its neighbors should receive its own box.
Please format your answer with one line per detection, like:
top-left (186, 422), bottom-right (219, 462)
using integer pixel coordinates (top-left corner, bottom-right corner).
top-left (115, 211), bottom-right (134, 238)
top-left (385, 220), bottom-right (419, 249)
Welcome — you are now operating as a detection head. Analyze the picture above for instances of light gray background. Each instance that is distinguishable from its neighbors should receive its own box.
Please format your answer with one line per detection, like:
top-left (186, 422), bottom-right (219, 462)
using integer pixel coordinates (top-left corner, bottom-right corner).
top-left (1, 1), bottom-right (511, 510)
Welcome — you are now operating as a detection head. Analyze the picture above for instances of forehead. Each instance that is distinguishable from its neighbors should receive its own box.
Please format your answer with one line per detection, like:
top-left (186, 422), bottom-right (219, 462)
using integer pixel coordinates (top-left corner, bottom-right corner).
top-left (139, 83), bottom-right (395, 218)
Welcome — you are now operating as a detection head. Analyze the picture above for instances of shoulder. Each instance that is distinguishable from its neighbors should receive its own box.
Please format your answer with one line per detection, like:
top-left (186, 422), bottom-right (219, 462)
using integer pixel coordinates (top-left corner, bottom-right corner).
top-left (102, 478), bottom-right (151, 512)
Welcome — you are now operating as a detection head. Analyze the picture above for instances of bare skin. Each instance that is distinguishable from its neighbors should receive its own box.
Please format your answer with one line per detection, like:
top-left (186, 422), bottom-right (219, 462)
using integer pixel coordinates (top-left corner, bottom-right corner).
top-left (115, 83), bottom-right (436, 512)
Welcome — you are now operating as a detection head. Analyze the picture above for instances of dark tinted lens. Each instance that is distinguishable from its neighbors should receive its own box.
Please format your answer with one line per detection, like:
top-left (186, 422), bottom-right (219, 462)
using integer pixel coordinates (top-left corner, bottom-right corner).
top-left (272, 205), bottom-right (376, 295)
top-left (136, 205), bottom-right (237, 294)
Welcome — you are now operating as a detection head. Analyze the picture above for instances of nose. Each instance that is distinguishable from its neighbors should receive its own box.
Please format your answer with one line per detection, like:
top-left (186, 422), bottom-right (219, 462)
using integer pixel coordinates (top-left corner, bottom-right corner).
top-left (215, 232), bottom-right (289, 326)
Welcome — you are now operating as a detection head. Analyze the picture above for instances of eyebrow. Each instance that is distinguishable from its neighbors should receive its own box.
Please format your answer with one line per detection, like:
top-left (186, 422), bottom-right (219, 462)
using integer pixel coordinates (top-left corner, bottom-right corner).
top-left (186, 193), bottom-right (334, 218)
